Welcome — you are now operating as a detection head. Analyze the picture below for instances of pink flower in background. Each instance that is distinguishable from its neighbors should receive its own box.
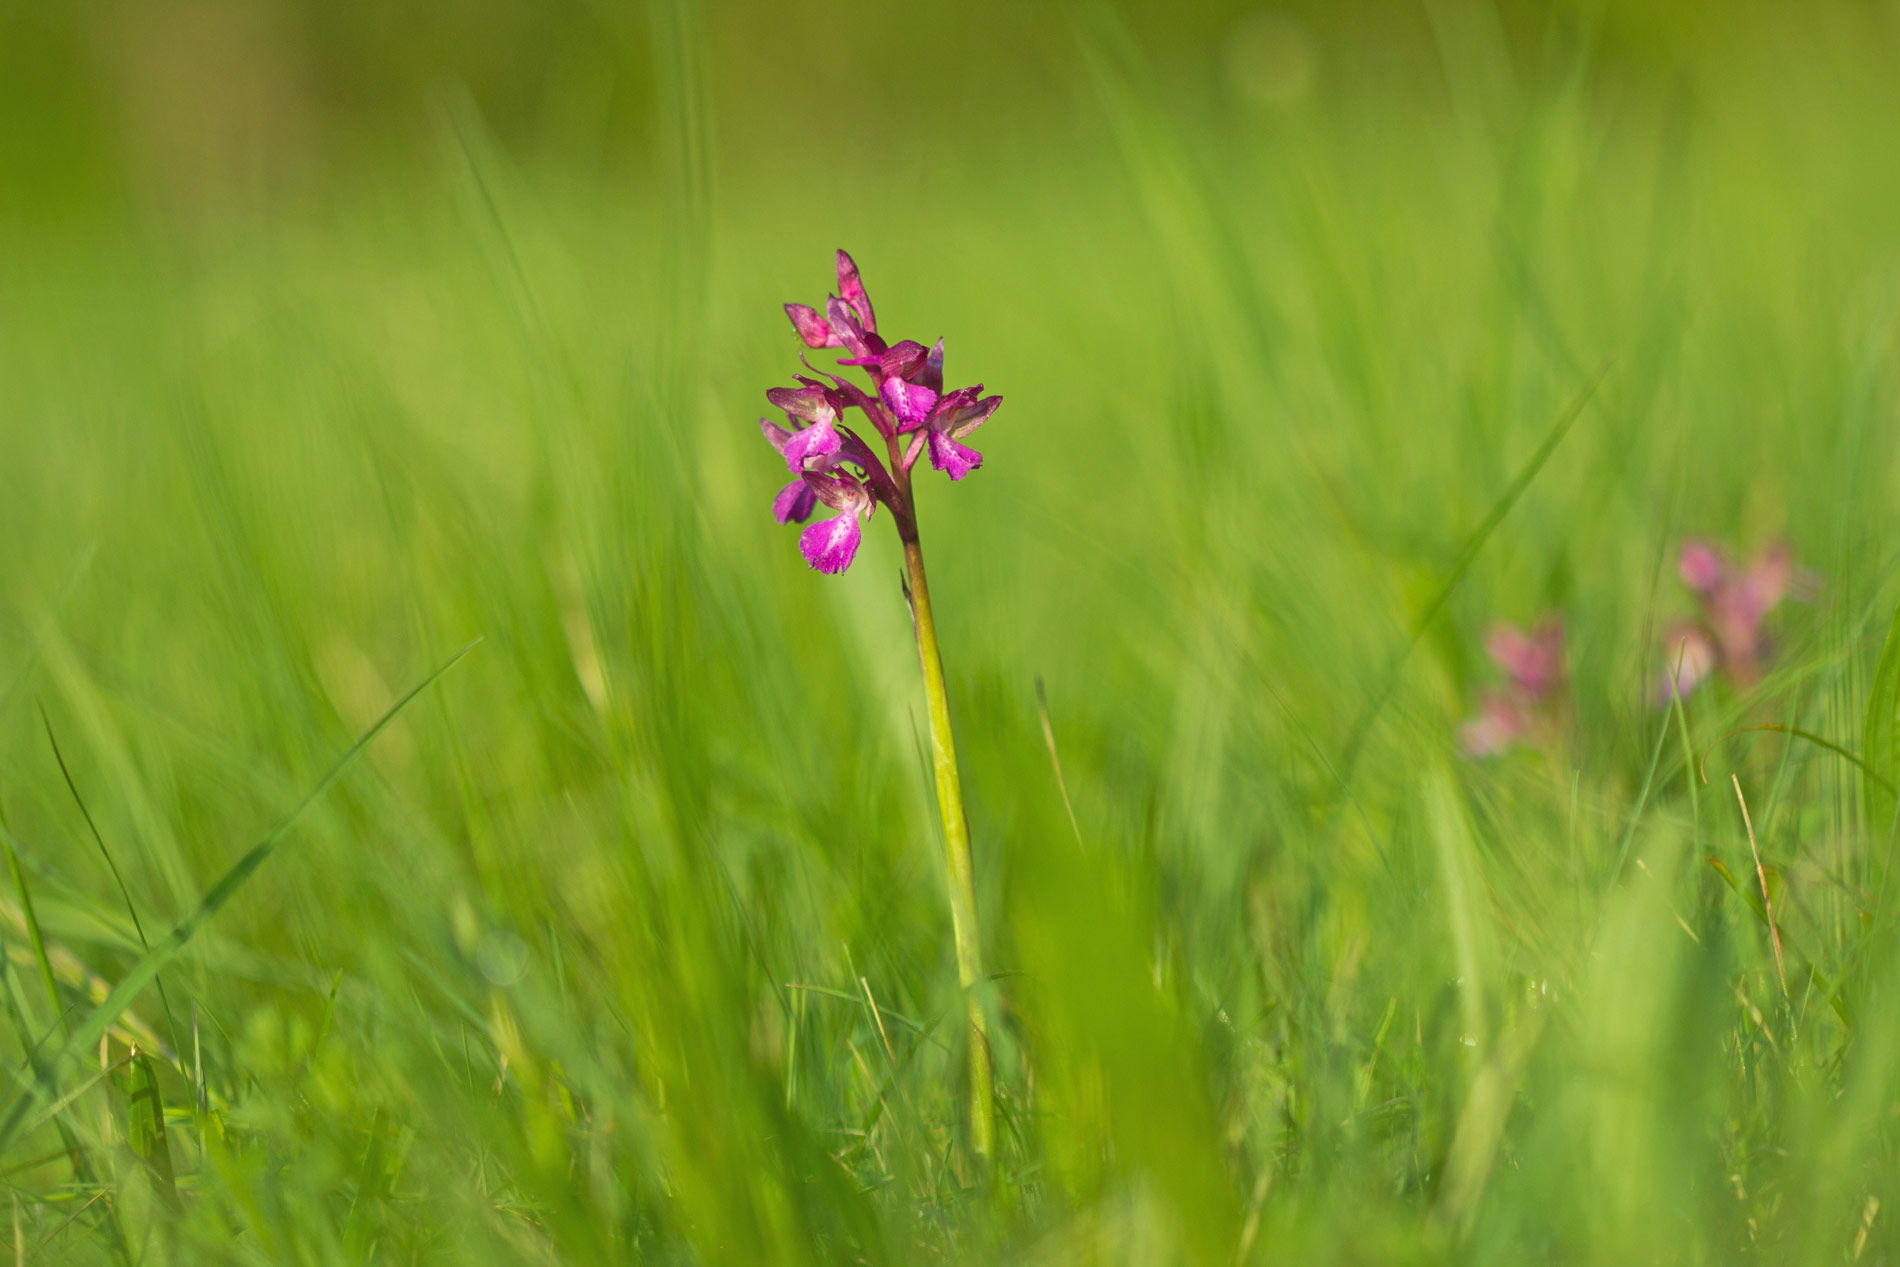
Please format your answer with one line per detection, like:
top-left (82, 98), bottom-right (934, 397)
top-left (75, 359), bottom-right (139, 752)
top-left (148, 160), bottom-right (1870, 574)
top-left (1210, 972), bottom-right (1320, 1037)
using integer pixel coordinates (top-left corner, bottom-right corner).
top-left (1658, 539), bottom-right (1812, 700)
top-left (1461, 618), bottom-right (1566, 758)
top-left (762, 251), bottom-right (1003, 573)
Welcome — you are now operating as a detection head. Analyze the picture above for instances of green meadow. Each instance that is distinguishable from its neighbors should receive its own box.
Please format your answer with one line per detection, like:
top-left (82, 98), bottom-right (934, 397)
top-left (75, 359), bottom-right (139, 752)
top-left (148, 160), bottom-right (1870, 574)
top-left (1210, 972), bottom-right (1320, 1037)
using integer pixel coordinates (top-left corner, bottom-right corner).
top-left (6, 1), bottom-right (1900, 1261)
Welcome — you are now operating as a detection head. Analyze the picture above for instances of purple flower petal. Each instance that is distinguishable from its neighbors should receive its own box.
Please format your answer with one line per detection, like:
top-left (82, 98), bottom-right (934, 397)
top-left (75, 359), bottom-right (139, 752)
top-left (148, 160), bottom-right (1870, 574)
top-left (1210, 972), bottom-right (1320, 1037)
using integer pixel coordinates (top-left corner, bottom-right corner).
top-left (1678, 540), bottom-right (1725, 594)
top-left (800, 372), bottom-right (894, 439)
top-left (837, 429), bottom-right (883, 471)
top-left (781, 419), bottom-right (841, 471)
top-left (879, 340), bottom-right (930, 381)
top-left (927, 430), bottom-right (983, 480)
top-left (785, 303), bottom-right (838, 349)
top-left (881, 376), bottom-right (940, 428)
top-left (945, 393), bottom-right (1001, 441)
top-left (799, 510), bottom-right (862, 574)
top-left (825, 296), bottom-right (879, 361)
top-left (920, 339), bottom-right (944, 394)
top-left (1657, 626), bottom-right (1717, 702)
top-left (1741, 543), bottom-right (1793, 614)
top-left (813, 469), bottom-right (874, 513)
top-left (1485, 620), bottom-right (1564, 697)
top-left (1460, 695), bottom-right (1530, 757)
top-left (773, 478), bottom-right (817, 524)
top-left (766, 385), bottom-right (837, 425)
top-left (836, 249), bottom-right (876, 333)
top-left (761, 418), bottom-right (794, 455)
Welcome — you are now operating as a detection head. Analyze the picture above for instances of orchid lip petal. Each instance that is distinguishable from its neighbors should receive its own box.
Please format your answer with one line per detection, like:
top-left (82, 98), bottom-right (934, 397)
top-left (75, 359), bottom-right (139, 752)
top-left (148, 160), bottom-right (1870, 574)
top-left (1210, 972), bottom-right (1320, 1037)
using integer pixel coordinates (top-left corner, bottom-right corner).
top-left (880, 377), bottom-right (939, 427)
top-left (799, 509), bottom-right (863, 574)
top-left (927, 430), bottom-right (983, 480)
top-left (780, 419), bottom-right (841, 472)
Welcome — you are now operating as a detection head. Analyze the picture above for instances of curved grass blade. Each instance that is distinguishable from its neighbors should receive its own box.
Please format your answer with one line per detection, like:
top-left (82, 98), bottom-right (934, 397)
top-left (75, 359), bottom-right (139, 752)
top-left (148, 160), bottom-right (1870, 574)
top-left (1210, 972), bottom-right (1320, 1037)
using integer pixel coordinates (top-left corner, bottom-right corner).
top-left (16, 1054), bottom-right (128, 1144)
top-left (1339, 358), bottom-right (1612, 778)
top-left (0, 639), bottom-right (479, 1156)
top-left (1697, 723), bottom-right (1895, 795)
top-left (39, 707), bottom-right (186, 1071)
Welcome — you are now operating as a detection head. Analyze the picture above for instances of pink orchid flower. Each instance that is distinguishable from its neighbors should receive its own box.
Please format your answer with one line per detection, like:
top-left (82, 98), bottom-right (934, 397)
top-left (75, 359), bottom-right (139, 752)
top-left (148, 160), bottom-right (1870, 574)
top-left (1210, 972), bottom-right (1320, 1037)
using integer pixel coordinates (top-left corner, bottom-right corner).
top-left (1460, 618), bottom-right (1566, 758)
top-left (763, 251), bottom-right (1003, 572)
top-left (1658, 539), bottom-right (1812, 701)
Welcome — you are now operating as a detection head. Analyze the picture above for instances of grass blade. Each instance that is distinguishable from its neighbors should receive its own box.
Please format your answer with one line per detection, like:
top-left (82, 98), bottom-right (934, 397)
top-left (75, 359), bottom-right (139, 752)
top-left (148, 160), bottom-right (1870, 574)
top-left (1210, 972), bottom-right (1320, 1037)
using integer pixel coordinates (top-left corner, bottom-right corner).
top-left (0, 803), bottom-right (61, 1024)
top-left (0, 639), bottom-right (479, 1155)
top-left (1339, 359), bottom-right (1612, 776)
top-left (1611, 705), bottom-right (1675, 885)
top-left (39, 708), bottom-right (186, 1070)
top-left (1696, 722), bottom-right (1894, 795)
top-left (120, 1050), bottom-right (177, 1211)
top-left (1863, 598), bottom-right (1900, 826)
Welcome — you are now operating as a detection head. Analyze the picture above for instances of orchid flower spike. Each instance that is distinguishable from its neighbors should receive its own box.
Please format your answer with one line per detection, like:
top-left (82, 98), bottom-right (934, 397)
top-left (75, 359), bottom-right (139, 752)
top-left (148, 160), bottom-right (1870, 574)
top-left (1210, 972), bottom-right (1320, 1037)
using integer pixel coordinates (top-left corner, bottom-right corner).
top-left (760, 251), bottom-right (1004, 573)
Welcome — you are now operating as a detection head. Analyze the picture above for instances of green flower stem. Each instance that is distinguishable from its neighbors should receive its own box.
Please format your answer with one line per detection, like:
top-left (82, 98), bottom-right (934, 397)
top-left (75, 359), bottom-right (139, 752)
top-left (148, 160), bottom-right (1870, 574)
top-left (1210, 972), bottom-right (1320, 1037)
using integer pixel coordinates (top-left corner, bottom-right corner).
top-left (901, 534), bottom-right (995, 1160)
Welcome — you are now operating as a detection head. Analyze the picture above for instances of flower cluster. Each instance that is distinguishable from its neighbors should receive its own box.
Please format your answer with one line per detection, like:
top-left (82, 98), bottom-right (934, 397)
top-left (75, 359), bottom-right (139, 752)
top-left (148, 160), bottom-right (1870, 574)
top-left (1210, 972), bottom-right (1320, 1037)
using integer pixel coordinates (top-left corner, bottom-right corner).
top-left (1461, 539), bottom-right (1817, 759)
top-left (1459, 618), bottom-right (1567, 758)
top-left (760, 251), bottom-right (1002, 574)
top-left (1659, 539), bottom-right (1809, 700)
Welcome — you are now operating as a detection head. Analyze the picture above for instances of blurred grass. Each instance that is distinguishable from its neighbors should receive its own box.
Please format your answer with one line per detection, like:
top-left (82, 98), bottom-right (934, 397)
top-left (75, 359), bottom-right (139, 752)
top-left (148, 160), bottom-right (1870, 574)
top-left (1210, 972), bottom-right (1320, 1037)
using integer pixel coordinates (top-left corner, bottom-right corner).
top-left (5, 0), bottom-right (1900, 1262)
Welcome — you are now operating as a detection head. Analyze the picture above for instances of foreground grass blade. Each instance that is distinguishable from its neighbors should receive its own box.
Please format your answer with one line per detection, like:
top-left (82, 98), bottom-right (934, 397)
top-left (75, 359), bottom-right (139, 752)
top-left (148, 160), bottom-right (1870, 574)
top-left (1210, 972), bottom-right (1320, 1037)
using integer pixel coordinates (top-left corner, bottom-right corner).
top-left (0, 639), bottom-right (479, 1155)
top-left (1863, 599), bottom-right (1900, 827)
top-left (0, 803), bottom-right (62, 1023)
top-left (121, 1052), bottom-right (177, 1211)
top-left (40, 709), bottom-right (186, 1071)
top-left (1611, 705), bottom-right (1676, 885)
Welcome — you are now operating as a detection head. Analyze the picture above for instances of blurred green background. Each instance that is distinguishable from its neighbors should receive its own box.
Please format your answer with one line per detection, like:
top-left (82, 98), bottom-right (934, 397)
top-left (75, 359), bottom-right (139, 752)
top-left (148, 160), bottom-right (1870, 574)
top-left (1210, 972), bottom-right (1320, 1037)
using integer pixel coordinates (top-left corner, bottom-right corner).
top-left (6, 0), bottom-right (1900, 1262)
